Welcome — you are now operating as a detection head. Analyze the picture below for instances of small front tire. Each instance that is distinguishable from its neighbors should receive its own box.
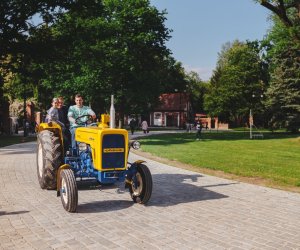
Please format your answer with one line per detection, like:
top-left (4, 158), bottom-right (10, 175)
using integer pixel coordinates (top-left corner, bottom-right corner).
top-left (129, 164), bottom-right (152, 204)
top-left (60, 169), bottom-right (78, 212)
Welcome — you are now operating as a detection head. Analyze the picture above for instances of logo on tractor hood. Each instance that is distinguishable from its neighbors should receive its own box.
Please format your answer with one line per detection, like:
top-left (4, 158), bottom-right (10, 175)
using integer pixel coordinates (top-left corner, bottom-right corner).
top-left (103, 148), bottom-right (124, 153)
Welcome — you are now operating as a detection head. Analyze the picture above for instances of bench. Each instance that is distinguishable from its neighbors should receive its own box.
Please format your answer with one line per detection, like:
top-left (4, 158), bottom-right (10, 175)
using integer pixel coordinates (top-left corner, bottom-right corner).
top-left (252, 133), bottom-right (264, 139)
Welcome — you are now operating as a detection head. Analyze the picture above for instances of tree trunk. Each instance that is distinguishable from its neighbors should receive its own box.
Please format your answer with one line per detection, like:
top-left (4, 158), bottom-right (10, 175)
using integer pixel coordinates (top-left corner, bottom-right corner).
top-left (0, 76), bottom-right (11, 134)
top-left (0, 100), bottom-right (10, 134)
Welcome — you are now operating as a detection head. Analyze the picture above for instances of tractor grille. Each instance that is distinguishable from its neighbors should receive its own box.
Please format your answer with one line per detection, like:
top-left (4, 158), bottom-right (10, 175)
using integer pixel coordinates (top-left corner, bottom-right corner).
top-left (102, 134), bottom-right (125, 169)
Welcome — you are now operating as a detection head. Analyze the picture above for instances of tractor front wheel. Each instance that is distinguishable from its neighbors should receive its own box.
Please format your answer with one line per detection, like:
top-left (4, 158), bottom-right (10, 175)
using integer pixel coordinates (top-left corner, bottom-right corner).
top-left (60, 169), bottom-right (78, 212)
top-left (129, 164), bottom-right (152, 204)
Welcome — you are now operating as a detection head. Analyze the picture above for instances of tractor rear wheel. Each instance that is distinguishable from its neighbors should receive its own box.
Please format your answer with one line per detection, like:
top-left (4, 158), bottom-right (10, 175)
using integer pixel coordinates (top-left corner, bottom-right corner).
top-left (129, 164), bottom-right (152, 204)
top-left (60, 169), bottom-right (78, 212)
top-left (37, 130), bottom-right (63, 189)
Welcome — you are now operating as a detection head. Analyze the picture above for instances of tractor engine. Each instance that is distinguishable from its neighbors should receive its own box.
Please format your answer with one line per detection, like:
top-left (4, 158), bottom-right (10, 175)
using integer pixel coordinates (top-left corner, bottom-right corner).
top-left (65, 145), bottom-right (96, 178)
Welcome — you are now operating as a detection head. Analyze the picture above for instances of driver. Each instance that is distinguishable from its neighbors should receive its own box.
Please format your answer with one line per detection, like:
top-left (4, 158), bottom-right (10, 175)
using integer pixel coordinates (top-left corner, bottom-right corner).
top-left (68, 94), bottom-right (96, 148)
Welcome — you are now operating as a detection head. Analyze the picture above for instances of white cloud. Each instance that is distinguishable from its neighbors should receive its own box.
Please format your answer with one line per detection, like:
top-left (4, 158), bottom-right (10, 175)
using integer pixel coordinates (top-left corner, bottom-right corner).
top-left (183, 65), bottom-right (214, 81)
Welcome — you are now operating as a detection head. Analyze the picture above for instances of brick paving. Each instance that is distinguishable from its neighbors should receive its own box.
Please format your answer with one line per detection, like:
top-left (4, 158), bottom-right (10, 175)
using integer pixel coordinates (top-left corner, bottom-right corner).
top-left (1, 140), bottom-right (300, 249)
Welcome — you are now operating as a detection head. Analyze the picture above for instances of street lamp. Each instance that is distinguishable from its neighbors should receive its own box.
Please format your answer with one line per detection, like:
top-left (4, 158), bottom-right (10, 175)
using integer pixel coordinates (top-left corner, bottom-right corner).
top-left (249, 93), bottom-right (263, 139)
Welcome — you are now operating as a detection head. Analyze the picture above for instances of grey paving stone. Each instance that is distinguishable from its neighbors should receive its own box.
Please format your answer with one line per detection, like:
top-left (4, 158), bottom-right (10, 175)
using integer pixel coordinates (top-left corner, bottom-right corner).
top-left (1, 141), bottom-right (300, 249)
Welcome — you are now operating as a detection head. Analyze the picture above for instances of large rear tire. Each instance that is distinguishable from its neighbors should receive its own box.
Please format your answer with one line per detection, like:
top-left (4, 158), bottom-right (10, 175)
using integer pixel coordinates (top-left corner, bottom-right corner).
top-left (37, 130), bottom-right (63, 189)
top-left (60, 169), bottom-right (78, 212)
top-left (129, 164), bottom-right (152, 204)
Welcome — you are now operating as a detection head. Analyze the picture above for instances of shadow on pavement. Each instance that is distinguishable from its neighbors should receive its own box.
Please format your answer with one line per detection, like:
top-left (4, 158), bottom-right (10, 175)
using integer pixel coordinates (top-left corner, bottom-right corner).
top-left (77, 200), bottom-right (133, 213)
top-left (75, 173), bottom-right (232, 212)
top-left (148, 173), bottom-right (230, 207)
top-left (0, 210), bottom-right (30, 216)
top-left (76, 180), bottom-right (133, 213)
top-left (76, 180), bottom-right (117, 191)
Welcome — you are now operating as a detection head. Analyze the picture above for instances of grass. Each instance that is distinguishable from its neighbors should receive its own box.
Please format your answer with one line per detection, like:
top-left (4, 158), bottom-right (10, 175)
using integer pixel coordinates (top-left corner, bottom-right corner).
top-left (138, 131), bottom-right (300, 190)
top-left (0, 135), bottom-right (36, 148)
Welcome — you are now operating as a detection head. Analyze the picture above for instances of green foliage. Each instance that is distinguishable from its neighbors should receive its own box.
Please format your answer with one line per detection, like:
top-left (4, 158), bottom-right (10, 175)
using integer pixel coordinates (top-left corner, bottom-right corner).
top-left (204, 41), bottom-right (266, 125)
top-left (265, 48), bottom-right (300, 132)
top-left (0, 0), bottom-right (73, 58)
top-left (1, 0), bottom-right (185, 118)
top-left (260, 6), bottom-right (300, 133)
top-left (26, 0), bottom-right (184, 116)
top-left (255, 1), bottom-right (300, 39)
top-left (185, 71), bottom-right (209, 118)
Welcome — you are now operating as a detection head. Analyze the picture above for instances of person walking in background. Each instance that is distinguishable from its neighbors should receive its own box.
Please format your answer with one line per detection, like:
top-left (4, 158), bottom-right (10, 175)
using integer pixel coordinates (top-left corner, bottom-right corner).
top-left (141, 120), bottom-right (148, 134)
top-left (195, 120), bottom-right (203, 140)
top-left (129, 118), bottom-right (136, 135)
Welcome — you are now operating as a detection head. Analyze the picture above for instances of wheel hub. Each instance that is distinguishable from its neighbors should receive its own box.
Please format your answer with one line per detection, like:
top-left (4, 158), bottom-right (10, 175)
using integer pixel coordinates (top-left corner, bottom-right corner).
top-left (132, 172), bottom-right (143, 196)
top-left (61, 178), bottom-right (68, 204)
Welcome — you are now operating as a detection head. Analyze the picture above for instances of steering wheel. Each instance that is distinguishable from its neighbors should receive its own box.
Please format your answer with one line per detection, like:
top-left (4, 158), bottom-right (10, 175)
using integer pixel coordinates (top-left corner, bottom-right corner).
top-left (75, 114), bottom-right (94, 126)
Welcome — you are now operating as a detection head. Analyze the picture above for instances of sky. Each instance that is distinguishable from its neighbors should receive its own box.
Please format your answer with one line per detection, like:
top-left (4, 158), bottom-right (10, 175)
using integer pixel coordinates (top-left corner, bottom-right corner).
top-left (150, 0), bottom-right (272, 81)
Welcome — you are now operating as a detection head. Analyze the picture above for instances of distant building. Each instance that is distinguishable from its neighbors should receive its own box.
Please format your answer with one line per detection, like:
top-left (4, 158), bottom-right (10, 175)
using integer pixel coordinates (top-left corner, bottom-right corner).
top-left (194, 113), bottom-right (228, 130)
top-left (148, 93), bottom-right (229, 129)
top-left (149, 93), bottom-right (190, 127)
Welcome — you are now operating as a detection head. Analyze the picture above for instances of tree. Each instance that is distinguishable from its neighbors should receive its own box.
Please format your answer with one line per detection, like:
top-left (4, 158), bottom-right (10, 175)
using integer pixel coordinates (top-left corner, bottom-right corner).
top-left (185, 71), bottom-right (209, 120)
top-left (265, 48), bottom-right (300, 132)
top-left (262, 16), bottom-right (300, 132)
top-left (257, 1), bottom-right (300, 132)
top-left (257, 0), bottom-right (300, 37)
top-left (0, 0), bottom-right (77, 133)
top-left (204, 41), bottom-right (267, 126)
top-left (32, 0), bottom-right (184, 118)
top-left (0, 0), bottom-right (78, 58)
top-left (1, 0), bottom-right (186, 127)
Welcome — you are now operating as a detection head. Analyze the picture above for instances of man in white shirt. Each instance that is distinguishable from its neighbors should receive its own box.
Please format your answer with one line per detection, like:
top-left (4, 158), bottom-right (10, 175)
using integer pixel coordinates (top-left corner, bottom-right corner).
top-left (68, 94), bottom-right (96, 148)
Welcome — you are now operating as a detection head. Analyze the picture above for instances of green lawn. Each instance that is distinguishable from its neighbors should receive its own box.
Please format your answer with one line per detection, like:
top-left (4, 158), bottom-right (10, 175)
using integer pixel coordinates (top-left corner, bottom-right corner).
top-left (139, 132), bottom-right (300, 189)
top-left (0, 135), bottom-right (36, 148)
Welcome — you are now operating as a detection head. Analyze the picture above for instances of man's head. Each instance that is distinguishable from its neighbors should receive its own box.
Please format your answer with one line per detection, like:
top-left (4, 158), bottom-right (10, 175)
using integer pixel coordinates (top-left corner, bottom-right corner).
top-left (74, 94), bottom-right (83, 108)
top-left (58, 96), bottom-right (64, 109)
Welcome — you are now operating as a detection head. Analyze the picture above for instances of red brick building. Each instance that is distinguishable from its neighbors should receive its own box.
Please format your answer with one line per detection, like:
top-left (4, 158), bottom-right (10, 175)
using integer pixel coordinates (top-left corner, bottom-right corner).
top-left (149, 93), bottom-right (229, 129)
top-left (149, 93), bottom-right (190, 127)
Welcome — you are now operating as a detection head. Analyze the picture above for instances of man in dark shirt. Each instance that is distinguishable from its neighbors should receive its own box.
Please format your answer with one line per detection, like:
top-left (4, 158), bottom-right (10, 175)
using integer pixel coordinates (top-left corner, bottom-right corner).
top-left (58, 96), bottom-right (71, 152)
top-left (195, 120), bottom-right (203, 140)
top-left (58, 96), bottom-right (69, 128)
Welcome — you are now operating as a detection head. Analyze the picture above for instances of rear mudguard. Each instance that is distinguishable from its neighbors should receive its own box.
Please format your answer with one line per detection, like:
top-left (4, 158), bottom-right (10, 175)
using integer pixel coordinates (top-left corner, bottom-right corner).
top-left (37, 122), bottom-right (64, 154)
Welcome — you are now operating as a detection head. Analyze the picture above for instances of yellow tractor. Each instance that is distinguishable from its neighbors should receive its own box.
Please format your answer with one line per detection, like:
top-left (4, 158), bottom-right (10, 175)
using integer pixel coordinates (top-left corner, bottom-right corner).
top-left (36, 98), bottom-right (152, 212)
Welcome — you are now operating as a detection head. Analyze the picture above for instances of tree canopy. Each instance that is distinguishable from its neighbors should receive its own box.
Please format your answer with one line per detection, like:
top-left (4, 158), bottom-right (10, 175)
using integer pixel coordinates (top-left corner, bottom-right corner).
top-left (1, 0), bottom-right (186, 118)
top-left (204, 41), bottom-right (266, 126)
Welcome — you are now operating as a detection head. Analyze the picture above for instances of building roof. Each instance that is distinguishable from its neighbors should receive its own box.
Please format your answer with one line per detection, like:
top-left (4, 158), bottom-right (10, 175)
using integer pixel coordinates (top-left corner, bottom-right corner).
top-left (155, 93), bottom-right (188, 111)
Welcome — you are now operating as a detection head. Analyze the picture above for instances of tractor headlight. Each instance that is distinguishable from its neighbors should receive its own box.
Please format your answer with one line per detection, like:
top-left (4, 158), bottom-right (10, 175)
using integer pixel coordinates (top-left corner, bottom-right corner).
top-left (78, 143), bottom-right (87, 152)
top-left (131, 141), bottom-right (141, 150)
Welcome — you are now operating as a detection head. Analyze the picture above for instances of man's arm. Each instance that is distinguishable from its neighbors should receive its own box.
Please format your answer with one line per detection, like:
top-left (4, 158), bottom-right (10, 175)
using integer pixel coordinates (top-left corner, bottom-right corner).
top-left (88, 108), bottom-right (96, 119)
top-left (68, 116), bottom-right (76, 124)
top-left (67, 107), bottom-right (76, 126)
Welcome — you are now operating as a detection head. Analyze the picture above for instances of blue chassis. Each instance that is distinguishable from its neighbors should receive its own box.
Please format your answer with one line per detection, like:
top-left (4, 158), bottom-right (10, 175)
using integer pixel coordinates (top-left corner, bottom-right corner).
top-left (64, 154), bottom-right (137, 184)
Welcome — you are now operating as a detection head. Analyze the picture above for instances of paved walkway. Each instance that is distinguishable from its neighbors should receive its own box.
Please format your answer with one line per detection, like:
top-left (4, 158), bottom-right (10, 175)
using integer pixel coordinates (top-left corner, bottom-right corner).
top-left (0, 139), bottom-right (300, 249)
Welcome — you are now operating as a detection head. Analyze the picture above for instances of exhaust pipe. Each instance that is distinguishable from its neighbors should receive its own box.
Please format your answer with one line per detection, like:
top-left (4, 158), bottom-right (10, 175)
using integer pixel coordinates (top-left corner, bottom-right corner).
top-left (110, 95), bottom-right (115, 128)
